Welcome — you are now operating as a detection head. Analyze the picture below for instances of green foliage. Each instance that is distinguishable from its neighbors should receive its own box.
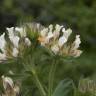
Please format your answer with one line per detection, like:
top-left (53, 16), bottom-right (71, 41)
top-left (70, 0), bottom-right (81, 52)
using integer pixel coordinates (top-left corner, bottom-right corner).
top-left (52, 79), bottom-right (73, 96)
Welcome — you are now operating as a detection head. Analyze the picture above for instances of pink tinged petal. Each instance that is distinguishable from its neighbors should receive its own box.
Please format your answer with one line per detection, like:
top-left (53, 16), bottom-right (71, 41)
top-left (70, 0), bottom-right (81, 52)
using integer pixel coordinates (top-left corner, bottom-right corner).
top-left (0, 33), bottom-right (6, 52)
top-left (58, 35), bottom-right (67, 47)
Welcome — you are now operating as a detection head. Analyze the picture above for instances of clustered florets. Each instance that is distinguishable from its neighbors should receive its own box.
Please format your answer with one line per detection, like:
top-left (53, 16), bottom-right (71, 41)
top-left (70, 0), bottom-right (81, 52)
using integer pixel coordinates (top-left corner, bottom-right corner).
top-left (38, 24), bottom-right (82, 57)
top-left (1, 76), bottom-right (20, 96)
top-left (0, 23), bottom-right (82, 62)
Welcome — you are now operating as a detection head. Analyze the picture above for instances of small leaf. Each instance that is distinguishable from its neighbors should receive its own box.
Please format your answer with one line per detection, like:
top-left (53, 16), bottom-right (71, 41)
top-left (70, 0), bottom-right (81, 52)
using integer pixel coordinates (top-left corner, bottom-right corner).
top-left (52, 79), bottom-right (73, 96)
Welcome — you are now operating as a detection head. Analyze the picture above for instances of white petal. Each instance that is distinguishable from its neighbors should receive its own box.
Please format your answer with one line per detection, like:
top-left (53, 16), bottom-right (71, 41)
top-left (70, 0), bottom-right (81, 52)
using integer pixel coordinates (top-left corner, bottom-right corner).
top-left (6, 27), bottom-right (14, 36)
top-left (73, 35), bottom-right (81, 50)
top-left (14, 85), bottom-right (20, 94)
top-left (0, 53), bottom-right (6, 61)
top-left (62, 28), bottom-right (72, 40)
top-left (40, 28), bottom-right (48, 37)
top-left (7, 27), bottom-right (20, 48)
top-left (12, 47), bottom-right (19, 57)
top-left (53, 24), bottom-right (63, 38)
top-left (2, 76), bottom-right (14, 90)
top-left (49, 24), bottom-right (53, 32)
top-left (15, 27), bottom-right (26, 37)
top-left (55, 24), bottom-right (63, 32)
top-left (10, 36), bottom-right (20, 48)
top-left (74, 50), bottom-right (82, 57)
top-left (47, 31), bottom-right (54, 40)
top-left (58, 35), bottom-right (67, 47)
top-left (51, 44), bottom-right (59, 54)
top-left (0, 33), bottom-right (6, 52)
top-left (25, 38), bottom-right (31, 46)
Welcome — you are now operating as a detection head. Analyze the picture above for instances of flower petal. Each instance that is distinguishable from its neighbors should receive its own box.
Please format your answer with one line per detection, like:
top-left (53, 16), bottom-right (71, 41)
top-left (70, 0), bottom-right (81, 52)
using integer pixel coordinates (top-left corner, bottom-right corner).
top-left (0, 33), bottom-right (6, 52)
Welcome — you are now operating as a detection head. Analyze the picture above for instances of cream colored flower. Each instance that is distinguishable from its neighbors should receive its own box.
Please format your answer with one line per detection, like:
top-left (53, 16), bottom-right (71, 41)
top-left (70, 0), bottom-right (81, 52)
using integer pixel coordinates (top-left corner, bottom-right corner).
top-left (2, 75), bottom-right (14, 90)
top-left (1, 75), bottom-right (20, 96)
top-left (38, 24), bottom-right (82, 57)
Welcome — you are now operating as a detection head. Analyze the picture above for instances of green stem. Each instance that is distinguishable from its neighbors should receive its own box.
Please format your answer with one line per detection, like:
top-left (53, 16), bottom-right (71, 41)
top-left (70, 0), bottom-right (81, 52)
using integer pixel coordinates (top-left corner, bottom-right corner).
top-left (31, 69), bottom-right (46, 96)
top-left (48, 59), bottom-right (58, 96)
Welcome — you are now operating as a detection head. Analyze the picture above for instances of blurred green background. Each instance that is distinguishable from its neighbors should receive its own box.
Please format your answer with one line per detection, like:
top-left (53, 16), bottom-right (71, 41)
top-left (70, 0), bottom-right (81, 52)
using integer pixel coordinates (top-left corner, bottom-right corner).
top-left (0, 0), bottom-right (96, 79)
top-left (0, 0), bottom-right (96, 50)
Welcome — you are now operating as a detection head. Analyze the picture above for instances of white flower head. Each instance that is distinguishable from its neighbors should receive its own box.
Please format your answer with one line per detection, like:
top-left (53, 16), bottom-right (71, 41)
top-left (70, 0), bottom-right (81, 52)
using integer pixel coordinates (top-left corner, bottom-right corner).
top-left (25, 38), bottom-right (31, 46)
top-left (0, 33), bottom-right (6, 52)
top-left (12, 47), bottom-right (19, 57)
top-left (2, 75), bottom-right (14, 90)
top-left (51, 44), bottom-right (59, 54)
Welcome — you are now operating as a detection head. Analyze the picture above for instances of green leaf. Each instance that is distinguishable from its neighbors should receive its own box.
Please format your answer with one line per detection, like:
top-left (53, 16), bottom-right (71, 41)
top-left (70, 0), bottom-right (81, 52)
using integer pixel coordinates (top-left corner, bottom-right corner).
top-left (52, 79), bottom-right (73, 96)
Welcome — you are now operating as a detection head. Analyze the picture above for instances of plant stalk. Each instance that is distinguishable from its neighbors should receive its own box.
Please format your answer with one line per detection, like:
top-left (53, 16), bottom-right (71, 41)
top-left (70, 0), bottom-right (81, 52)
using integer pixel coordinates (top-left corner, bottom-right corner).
top-left (31, 69), bottom-right (46, 96)
top-left (48, 59), bottom-right (58, 96)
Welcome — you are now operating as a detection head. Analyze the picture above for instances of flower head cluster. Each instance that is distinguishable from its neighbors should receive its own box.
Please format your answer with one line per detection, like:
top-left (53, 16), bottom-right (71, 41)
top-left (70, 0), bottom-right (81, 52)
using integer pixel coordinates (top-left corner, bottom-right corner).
top-left (0, 23), bottom-right (82, 62)
top-left (1, 76), bottom-right (20, 96)
top-left (78, 78), bottom-right (96, 95)
top-left (38, 24), bottom-right (82, 57)
top-left (0, 26), bottom-right (31, 62)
